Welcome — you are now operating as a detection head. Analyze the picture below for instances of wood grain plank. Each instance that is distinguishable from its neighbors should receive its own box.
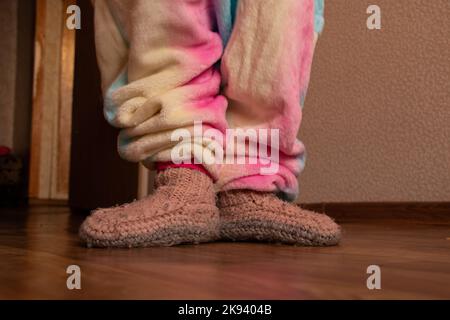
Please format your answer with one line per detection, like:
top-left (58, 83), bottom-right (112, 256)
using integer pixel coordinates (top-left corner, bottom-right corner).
top-left (53, 0), bottom-right (76, 199)
top-left (29, 0), bottom-right (74, 200)
top-left (28, 0), bottom-right (47, 198)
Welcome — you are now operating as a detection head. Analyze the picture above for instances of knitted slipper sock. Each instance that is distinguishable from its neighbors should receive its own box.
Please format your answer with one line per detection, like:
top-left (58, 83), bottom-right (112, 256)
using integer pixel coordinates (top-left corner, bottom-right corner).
top-left (79, 168), bottom-right (219, 248)
top-left (218, 190), bottom-right (341, 246)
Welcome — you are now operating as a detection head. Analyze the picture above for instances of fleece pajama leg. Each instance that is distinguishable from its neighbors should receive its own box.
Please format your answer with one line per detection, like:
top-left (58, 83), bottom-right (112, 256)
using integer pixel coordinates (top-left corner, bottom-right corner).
top-left (79, 0), bottom-right (341, 247)
top-left (92, 0), bottom-right (313, 198)
top-left (213, 0), bottom-right (340, 245)
top-left (216, 0), bottom-right (315, 200)
top-left (80, 0), bottom-right (225, 247)
top-left (93, 0), bottom-right (228, 176)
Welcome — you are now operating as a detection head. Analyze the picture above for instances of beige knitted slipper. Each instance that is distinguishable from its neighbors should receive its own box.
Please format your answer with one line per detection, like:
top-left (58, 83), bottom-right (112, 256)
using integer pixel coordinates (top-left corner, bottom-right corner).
top-left (218, 190), bottom-right (341, 246)
top-left (79, 168), bottom-right (219, 248)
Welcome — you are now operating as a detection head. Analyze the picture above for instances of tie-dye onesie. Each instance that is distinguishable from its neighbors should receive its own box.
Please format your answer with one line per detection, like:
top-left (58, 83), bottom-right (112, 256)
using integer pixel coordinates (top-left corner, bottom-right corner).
top-left (93, 0), bottom-right (325, 201)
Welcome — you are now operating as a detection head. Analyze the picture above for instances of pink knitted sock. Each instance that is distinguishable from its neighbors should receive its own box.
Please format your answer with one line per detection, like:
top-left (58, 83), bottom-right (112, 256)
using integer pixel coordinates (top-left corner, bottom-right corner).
top-left (79, 168), bottom-right (219, 247)
top-left (218, 190), bottom-right (341, 246)
top-left (155, 161), bottom-right (213, 180)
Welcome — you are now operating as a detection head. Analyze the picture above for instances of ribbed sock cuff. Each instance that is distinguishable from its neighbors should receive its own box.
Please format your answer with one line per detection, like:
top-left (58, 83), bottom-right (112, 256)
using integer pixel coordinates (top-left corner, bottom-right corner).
top-left (155, 161), bottom-right (213, 180)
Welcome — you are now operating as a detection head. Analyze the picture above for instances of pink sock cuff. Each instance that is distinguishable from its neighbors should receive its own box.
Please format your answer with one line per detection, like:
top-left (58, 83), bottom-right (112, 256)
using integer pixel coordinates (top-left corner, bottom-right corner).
top-left (155, 161), bottom-right (214, 180)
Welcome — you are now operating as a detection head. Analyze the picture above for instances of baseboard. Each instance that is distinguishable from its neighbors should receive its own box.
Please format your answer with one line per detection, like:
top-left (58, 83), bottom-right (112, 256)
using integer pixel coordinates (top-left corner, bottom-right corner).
top-left (299, 202), bottom-right (450, 222)
top-left (28, 198), bottom-right (68, 206)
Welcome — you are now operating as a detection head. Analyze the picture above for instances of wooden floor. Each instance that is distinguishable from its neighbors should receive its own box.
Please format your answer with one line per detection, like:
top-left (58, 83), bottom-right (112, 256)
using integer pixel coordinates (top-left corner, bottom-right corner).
top-left (1, 205), bottom-right (449, 299)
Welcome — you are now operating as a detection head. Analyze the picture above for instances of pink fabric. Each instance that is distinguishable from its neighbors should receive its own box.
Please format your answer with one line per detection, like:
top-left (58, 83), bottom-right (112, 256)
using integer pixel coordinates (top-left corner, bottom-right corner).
top-left (0, 146), bottom-right (11, 156)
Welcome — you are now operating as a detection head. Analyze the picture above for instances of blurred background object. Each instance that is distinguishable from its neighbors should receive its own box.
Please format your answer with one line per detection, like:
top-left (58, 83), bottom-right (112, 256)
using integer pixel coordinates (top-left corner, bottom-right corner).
top-left (0, 146), bottom-right (23, 206)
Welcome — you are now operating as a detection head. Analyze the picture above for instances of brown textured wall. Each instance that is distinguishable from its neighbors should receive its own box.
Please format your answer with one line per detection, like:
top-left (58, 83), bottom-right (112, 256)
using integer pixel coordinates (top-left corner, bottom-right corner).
top-left (0, 0), bottom-right (34, 156)
top-left (0, 1), bottom-right (18, 149)
top-left (298, 0), bottom-right (450, 203)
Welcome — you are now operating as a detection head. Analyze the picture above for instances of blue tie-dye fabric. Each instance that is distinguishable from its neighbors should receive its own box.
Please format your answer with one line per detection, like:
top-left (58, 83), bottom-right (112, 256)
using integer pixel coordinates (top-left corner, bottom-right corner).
top-left (314, 0), bottom-right (325, 34)
top-left (213, 0), bottom-right (238, 46)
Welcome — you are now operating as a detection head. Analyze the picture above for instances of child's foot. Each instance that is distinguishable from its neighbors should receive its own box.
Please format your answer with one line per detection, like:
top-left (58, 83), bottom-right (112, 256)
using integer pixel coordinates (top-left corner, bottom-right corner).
top-left (218, 190), bottom-right (341, 246)
top-left (79, 168), bottom-right (219, 247)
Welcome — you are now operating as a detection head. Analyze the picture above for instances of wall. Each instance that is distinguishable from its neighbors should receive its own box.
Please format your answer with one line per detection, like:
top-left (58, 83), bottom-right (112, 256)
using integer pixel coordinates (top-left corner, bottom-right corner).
top-left (0, 1), bottom-right (19, 150)
top-left (0, 0), bottom-right (34, 157)
top-left (299, 0), bottom-right (450, 203)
